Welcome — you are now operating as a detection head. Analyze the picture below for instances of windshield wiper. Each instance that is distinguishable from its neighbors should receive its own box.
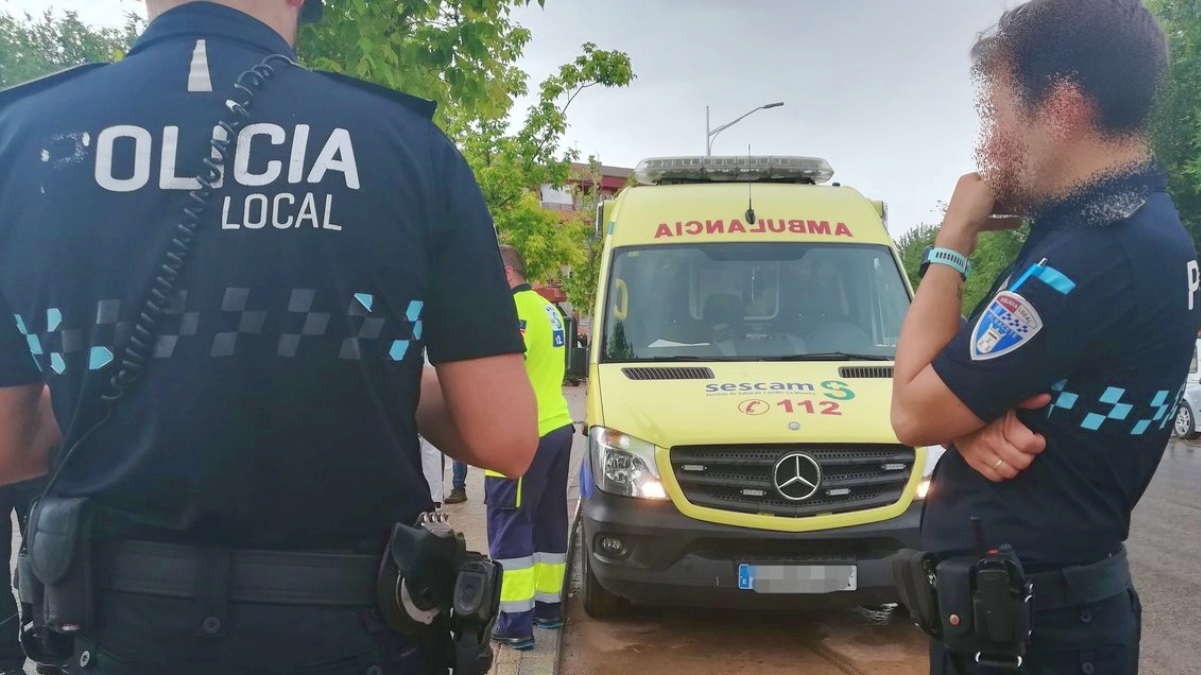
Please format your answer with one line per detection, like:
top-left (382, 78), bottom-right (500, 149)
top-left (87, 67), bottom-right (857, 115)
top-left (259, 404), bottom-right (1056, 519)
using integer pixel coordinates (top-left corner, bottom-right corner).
top-left (768, 352), bottom-right (894, 362)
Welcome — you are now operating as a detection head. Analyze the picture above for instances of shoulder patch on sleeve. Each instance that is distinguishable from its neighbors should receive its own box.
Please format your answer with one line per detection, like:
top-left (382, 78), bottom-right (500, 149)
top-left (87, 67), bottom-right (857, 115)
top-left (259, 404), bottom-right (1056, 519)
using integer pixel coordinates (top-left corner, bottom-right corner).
top-left (543, 304), bottom-right (566, 348)
top-left (312, 71), bottom-right (437, 120)
top-left (970, 291), bottom-right (1043, 361)
top-left (0, 63), bottom-right (107, 111)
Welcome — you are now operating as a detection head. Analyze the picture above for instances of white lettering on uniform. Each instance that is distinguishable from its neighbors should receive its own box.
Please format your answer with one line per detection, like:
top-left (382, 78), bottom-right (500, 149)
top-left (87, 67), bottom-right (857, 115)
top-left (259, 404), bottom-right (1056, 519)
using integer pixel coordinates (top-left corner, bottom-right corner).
top-left (273, 194), bottom-right (296, 228)
top-left (160, 126), bottom-right (200, 190)
top-left (95, 125), bottom-right (152, 192)
top-left (307, 128), bottom-right (360, 190)
top-left (1188, 260), bottom-right (1200, 311)
top-left (223, 193), bottom-right (338, 230)
top-left (243, 194), bottom-right (269, 229)
top-left (235, 124), bottom-right (286, 187)
top-left (297, 193), bottom-right (320, 228)
top-left (222, 196), bottom-right (238, 230)
top-left (209, 124), bottom-right (228, 189)
top-left (93, 124), bottom-right (352, 233)
top-left (288, 124), bottom-right (310, 184)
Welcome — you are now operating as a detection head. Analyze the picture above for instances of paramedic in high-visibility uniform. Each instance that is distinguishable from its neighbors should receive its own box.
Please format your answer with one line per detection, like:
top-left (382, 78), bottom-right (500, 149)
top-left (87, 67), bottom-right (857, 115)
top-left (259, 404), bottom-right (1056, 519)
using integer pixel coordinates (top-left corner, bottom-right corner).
top-left (487, 245), bottom-right (574, 650)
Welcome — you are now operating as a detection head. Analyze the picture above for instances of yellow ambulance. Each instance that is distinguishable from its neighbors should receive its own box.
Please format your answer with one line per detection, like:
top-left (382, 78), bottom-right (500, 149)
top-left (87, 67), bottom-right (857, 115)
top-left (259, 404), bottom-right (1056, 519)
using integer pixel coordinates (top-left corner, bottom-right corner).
top-left (578, 155), bottom-right (942, 616)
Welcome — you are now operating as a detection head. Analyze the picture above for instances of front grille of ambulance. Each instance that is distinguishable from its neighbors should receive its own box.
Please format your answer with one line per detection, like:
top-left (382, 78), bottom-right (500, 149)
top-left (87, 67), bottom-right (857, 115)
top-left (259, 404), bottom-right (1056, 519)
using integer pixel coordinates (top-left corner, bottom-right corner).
top-left (669, 445), bottom-right (915, 518)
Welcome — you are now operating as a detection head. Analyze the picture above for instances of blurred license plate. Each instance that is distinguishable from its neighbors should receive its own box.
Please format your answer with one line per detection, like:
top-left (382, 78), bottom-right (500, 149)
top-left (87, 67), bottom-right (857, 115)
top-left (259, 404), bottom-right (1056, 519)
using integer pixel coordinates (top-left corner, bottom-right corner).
top-left (737, 564), bottom-right (857, 594)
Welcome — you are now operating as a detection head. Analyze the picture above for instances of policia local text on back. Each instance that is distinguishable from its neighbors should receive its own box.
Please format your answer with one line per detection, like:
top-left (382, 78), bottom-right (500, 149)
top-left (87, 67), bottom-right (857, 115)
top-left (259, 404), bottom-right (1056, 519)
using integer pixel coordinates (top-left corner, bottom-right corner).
top-left (0, 1), bottom-right (539, 673)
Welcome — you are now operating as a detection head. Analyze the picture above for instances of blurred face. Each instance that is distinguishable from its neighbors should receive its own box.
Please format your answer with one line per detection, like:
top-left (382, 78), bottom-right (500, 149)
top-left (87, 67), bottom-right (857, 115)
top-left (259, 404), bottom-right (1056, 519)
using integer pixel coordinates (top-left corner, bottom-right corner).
top-left (975, 72), bottom-right (1070, 212)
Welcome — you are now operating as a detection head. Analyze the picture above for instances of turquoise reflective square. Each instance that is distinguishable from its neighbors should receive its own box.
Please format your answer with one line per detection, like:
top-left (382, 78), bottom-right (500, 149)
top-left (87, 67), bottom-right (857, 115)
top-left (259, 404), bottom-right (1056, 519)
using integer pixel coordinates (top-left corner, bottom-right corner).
top-left (89, 346), bottom-right (113, 370)
top-left (1055, 392), bottom-right (1079, 410)
top-left (1081, 413), bottom-right (1106, 431)
top-left (1109, 403), bottom-right (1133, 420)
top-left (389, 340), bottom-right (410, 362)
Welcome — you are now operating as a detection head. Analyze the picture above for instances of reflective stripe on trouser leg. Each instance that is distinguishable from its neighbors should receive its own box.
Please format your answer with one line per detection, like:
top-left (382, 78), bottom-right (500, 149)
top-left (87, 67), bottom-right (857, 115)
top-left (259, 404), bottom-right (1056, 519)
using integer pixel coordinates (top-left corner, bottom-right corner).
top-left (532, 426), bottom-right (573, 621)
top-left (533, 552), bottom-right (567, 605)
top-left (488, 482), bottom-right (535, 638)
top-left (497, 556), bottom-right (535, 614)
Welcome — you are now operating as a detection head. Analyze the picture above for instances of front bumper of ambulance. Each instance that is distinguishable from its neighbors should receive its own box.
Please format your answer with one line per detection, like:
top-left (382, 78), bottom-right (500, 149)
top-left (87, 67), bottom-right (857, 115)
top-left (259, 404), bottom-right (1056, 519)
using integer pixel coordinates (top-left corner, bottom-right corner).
top-left (580, 426), bottom-right (938, 609)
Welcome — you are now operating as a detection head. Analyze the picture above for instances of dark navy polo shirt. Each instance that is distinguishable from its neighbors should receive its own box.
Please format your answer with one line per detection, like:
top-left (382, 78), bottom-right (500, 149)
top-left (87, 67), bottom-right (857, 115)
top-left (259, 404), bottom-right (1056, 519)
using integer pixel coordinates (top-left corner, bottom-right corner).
top-left (923, 165), bottom-right (1201, 568)
top-left (0, 4), bottom-right (522, 549)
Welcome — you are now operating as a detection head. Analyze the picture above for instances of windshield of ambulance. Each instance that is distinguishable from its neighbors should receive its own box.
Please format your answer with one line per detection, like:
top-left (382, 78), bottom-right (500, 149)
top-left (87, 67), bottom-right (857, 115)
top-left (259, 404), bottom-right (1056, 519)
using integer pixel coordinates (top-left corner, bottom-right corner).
top-left (601, 242), bottom-right (910, 362)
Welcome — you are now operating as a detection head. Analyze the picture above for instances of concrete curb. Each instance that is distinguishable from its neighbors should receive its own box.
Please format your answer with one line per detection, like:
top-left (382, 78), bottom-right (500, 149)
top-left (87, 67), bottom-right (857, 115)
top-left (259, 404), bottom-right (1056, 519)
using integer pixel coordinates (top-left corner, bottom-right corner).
top-left (553, 500), bottom-right (584, 675)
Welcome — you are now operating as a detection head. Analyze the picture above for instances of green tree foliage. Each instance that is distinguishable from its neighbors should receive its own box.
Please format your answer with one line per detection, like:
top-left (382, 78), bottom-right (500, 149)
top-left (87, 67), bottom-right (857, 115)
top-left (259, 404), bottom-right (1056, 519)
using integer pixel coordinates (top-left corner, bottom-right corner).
top-left (962, 229), bottom-right (1025, 312)
top-left (457, 43), bottom-right (633, 285)
top-left (1148, 0), bottom-right (1201, 246)
top-left (302, 5), bottom-right (635, 288)
top-left (895, 212), bottom-right (1026, 314)
top-left (299, 0), bottom-right (540, 128)
top-left (895, 223), bottom-right (938, 291)
top-left (0, 10), bottom-right (140, 88)
top-left (559, 160), bottom-right (608, 313)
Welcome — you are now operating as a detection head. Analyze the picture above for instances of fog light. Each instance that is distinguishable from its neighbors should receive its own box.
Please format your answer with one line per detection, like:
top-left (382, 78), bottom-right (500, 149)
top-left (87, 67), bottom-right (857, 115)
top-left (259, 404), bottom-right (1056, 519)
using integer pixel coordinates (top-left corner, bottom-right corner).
top-left (917, 479), bottom-right (932, 500)
top-left (640, 479), bottom-right (668, 500)
top-left (600, 537), bottom-right (625, 555)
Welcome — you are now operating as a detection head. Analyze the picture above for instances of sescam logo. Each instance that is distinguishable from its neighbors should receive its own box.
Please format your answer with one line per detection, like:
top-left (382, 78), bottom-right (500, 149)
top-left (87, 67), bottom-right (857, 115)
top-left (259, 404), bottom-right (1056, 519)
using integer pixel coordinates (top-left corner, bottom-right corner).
top-left (706, 380), bottom-right (855, 401)
top-left (90, 124), bottom-right (358, 233)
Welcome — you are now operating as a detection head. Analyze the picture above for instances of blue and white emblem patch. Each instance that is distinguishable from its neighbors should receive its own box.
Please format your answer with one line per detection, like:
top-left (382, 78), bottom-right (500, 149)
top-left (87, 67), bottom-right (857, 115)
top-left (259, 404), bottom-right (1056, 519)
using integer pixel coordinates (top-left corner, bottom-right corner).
top-left (971, 291), bottom-right (1043, 361)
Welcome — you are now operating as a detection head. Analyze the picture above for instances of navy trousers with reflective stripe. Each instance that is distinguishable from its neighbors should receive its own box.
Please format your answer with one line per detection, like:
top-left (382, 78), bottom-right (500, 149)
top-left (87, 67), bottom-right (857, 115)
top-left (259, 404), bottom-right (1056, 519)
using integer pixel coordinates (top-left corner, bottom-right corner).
top-left (486, 425), bottom-right (572, 639)
top-left (930, 586), bottom-right (1141, 675)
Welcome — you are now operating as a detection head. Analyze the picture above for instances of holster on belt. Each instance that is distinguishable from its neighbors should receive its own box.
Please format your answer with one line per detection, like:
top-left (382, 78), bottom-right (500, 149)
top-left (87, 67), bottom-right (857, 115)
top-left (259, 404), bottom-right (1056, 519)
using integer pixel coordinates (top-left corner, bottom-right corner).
top-left (376, 515), bottom-right (502, 675)
top-left (893, 539), bottom-right (1034, 670)
top-left (17, 497), bottom-right (95, 663)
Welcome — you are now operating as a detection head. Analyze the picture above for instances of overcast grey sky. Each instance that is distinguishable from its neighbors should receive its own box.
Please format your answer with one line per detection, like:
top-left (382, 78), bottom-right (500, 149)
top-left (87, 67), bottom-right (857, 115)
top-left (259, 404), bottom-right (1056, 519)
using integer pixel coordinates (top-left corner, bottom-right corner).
top-left (1, 0), bottom-right (1019, 234)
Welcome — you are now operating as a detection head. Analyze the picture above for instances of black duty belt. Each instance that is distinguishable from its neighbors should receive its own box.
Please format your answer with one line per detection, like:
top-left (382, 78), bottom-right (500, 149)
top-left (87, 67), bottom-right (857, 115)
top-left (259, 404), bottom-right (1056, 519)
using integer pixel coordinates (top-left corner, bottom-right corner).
top-left (97, 540), bottom-right (378, 607)
top-left (1028, 547), bottom-right (1130, 612)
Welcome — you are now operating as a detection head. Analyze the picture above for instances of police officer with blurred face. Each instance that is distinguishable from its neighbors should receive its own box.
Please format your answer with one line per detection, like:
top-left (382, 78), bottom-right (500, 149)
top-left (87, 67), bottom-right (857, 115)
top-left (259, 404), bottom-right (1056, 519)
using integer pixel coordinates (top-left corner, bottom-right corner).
top-left (891, 1), bottom-right (1197, 673)
top-left (0, 1), bottom-right (537, 672)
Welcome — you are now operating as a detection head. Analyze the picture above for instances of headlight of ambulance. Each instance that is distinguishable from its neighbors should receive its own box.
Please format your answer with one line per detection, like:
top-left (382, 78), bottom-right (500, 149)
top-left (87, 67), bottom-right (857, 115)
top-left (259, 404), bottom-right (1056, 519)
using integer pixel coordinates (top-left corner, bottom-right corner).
top-left (589, 427), bottom-right (669, 500)
top-left (915, 446), bottom-right (946, 501)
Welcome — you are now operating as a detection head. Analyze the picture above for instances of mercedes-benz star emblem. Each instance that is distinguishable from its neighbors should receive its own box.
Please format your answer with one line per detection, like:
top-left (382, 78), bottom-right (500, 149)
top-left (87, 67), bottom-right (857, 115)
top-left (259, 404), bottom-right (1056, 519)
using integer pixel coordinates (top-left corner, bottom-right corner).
top-left (772, 452), bottom-right (822, 502)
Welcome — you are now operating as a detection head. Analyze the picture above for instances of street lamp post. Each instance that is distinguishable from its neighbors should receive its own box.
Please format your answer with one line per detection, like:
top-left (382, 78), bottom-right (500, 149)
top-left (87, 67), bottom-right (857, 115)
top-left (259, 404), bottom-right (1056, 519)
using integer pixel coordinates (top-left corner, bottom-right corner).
top-left (706, 102), bottom-right (785, 156)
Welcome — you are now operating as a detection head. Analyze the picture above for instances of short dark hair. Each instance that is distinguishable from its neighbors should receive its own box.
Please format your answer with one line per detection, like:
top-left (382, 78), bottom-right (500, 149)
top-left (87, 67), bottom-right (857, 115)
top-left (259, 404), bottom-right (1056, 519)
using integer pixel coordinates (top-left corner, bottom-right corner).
top-left (499, 244), bottom-right (526, 279)
top-left (972, 0), bottom-right (1169, 136)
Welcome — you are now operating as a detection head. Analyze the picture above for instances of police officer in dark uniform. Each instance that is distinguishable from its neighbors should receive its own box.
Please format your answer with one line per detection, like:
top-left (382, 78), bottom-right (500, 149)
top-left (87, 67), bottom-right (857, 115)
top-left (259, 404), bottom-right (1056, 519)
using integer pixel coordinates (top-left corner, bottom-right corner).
top-left (0, 1), bottom-right (537, 673)
top-left (891, 1), bottom-right (1197, 673)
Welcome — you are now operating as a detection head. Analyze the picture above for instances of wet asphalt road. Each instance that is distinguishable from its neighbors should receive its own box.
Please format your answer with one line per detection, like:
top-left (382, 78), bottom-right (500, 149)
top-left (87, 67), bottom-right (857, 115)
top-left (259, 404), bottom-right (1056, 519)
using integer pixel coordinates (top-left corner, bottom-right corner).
top-left (561, 439), bottom-right (1201, 675)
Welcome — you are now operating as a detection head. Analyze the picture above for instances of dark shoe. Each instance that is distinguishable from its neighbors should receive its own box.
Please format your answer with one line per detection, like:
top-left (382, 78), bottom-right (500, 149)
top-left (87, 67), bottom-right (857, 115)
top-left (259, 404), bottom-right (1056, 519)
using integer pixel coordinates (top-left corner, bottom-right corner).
top-left (534, 616), bottom-right (563, 630)
top-left (491, 633), bottom-right (535, 651)
top-left (445, 487), bottom-right (468, 504)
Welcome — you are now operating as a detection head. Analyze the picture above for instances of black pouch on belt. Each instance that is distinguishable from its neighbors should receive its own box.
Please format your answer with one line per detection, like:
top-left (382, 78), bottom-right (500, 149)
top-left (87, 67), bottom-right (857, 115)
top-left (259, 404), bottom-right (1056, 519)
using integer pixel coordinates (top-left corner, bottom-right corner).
top-left (892, 548), bottom-right (942, 639)
top-left (26, 497), bottom-right (95, 634)
top-left (935, 559), bottom-right (977, 652)
top-left (935, 550), bottom-right (1033, 670)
